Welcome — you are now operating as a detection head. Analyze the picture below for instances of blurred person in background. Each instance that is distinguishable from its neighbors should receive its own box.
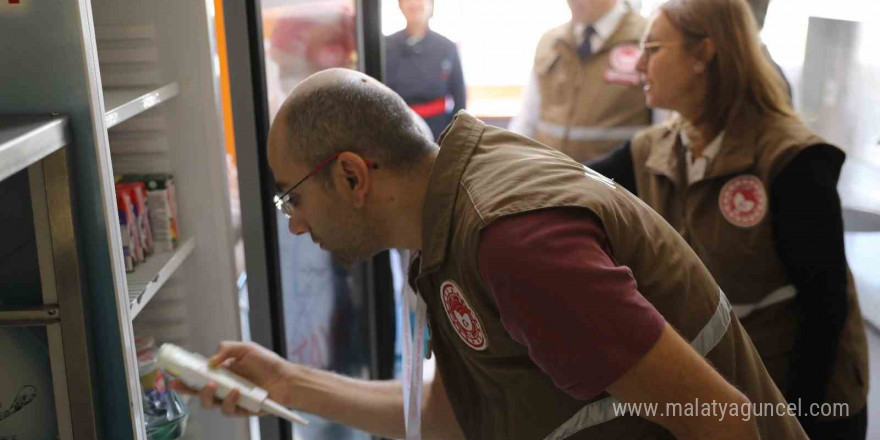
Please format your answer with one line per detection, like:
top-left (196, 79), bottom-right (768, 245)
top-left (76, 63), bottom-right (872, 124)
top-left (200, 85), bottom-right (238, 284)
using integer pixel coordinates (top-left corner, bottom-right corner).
top-left (509, 0), bottom-right (651, 163)
top-left (385, 0), bottom-right (466, 140)
top-left (263, 1), bottom-right (358, 117)
top-left (745, 0), bottom-right (792, 99)
top-left (589, 0), bottom-right (868, 438)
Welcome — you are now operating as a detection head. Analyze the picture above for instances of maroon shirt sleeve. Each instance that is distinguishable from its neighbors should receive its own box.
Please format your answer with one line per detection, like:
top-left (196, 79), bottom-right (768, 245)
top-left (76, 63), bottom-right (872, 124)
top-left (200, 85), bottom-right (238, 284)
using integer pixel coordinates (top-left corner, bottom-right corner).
top-left (478, 207), bottom-right (665, 400)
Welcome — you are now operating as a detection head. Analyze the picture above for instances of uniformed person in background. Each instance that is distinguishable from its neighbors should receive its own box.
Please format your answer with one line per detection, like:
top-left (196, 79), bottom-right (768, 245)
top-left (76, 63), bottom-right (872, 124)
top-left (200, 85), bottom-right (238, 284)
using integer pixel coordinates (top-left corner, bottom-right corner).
top-left (589, 0), bottom-right (868, 438)
top-left (176, 68), bottom-right (809, 440)
top-left (508, 0), bottom-right (651, 163)
top-left (385, 0), bottom-right (466, 140)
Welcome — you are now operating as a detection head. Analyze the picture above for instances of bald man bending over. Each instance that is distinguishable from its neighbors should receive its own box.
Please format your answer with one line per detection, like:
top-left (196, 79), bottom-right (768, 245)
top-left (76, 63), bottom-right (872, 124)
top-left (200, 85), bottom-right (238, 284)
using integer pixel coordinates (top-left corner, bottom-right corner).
top-left (173, 68), bottom-right (807, 440)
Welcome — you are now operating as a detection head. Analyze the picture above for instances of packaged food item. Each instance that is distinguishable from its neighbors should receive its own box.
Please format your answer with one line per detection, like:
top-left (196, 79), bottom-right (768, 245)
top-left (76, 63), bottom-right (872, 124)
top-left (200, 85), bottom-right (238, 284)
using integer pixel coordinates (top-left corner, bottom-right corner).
top-left (136, 335), bottom-right (156, 356)
top-left (116, 184), bottom-right (144, 263)
top-left (138, 352), bottom-right (169, 413)
top-left (144, 390), bottom-right (189, 440)
top-left (116, 190), bottom-right (137, 271)
top-left (135, 335), bottom-right (189, 440)
top-left (122, 174), bottom-right (180, 252)
top-left (117, 182), bottom-right (154, 256)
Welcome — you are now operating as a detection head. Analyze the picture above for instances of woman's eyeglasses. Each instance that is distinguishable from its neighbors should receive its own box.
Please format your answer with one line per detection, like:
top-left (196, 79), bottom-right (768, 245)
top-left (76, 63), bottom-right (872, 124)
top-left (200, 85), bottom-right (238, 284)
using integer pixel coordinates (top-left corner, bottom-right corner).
top-left (639, 40), bottom-right (684, 60)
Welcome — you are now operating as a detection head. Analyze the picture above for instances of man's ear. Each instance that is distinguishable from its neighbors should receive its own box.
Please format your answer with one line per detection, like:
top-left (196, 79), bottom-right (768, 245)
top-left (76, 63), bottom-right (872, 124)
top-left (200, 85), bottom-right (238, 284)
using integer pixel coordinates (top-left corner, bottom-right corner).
top-left (336, 152), bottom-right (371, 208)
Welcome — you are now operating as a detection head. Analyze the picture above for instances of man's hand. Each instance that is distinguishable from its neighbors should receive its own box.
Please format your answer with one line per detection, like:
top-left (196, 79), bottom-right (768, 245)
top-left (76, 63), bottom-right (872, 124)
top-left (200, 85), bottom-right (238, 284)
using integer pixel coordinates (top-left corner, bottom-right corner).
top-left (170, 340), bottom-right (463, 439)
top-left (169, 341), bottom-right (298, 417)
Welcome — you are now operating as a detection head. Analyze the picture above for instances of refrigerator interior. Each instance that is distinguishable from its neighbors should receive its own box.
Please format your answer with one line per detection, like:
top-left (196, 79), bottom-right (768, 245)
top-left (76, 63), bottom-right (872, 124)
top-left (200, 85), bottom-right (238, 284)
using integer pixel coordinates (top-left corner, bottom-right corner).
top-left (87, 0), bottom-right (246, 438)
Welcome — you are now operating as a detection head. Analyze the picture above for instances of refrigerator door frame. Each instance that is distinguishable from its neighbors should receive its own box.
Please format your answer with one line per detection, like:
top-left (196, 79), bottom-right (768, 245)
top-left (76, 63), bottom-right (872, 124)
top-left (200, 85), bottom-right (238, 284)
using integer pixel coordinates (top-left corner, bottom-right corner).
top-left (222, 0), bottom-right (390, 439)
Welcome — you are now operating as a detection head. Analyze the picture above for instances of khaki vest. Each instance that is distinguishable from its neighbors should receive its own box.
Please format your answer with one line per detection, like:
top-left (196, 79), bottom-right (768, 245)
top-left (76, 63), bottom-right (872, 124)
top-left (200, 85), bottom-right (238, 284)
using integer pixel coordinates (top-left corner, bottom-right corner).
top-left (413, 111), bottom-right (806, 439)
top-left (533, 10), bottom-right (651, 163)
top-left (630, 111), bottom-right (869, 418)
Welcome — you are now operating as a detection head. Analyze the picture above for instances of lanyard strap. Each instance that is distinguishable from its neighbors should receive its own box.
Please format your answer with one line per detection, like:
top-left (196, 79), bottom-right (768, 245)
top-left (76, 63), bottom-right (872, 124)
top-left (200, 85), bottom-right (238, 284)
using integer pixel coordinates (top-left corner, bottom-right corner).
top-left (402, 284), bottom-right (427, 440)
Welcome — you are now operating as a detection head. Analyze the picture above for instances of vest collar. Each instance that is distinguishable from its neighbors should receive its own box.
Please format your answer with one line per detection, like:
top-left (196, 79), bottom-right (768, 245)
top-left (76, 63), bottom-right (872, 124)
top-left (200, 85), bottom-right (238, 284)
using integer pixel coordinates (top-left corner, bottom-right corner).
top-left (644, 117), bottom-right (684, 184)
top-left (645, 110), bottom-right (761, 184)
top-left (419, 111), bottom-right (485, 275)
top-left (554, 6), bottom-right (641, 55)
top-left (600, 7), bottom-right (643, 52)
top-left (703, 111), bottom-right (761, 181)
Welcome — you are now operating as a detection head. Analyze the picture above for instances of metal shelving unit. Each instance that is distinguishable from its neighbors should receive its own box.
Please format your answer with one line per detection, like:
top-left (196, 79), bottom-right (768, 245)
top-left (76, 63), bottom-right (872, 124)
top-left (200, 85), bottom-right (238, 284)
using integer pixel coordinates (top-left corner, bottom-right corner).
top-left (3, 1), bottom-right (245, 438)
top-left (103, 82), bottom-right (180, 128)
top-left (129, 236), bottom-right (195, 319)
top-left (0, 115), bottom-right (98, 439)
top-left (0, 116), bottom-right (69, 181)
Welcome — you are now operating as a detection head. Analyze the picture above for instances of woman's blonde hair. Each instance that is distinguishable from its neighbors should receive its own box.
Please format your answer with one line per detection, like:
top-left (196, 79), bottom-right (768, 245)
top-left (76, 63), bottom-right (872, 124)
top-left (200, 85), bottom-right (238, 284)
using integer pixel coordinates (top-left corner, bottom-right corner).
top-left (659, 0), bottom-right (794, 133)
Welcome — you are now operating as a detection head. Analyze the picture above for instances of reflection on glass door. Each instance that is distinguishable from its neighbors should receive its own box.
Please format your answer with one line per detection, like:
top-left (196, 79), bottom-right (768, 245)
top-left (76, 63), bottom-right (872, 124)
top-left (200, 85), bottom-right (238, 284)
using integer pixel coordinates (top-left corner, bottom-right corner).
top-left (259, 1), bottom-right (371, 439)
top-left (262, 0), bottom-right (359, 120)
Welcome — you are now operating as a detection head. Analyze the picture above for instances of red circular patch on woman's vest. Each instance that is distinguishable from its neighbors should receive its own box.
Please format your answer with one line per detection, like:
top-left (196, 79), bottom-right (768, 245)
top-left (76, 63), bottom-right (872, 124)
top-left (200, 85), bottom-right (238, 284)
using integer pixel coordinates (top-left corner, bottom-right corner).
top-left (718, 175), bottom-right (768, 227)
top-left (440, 280), bottom-right (488, 351)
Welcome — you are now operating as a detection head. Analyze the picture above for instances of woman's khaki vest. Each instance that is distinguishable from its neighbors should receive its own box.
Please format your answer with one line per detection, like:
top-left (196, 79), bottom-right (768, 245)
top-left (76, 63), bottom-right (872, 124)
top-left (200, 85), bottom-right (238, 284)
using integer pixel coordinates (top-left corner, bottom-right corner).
top-left (533, 10), bottom-right (651, 163)
top-left (412, 112), bottom-right (806, 439)
top-left (629, 112), bottom-right (869, 419)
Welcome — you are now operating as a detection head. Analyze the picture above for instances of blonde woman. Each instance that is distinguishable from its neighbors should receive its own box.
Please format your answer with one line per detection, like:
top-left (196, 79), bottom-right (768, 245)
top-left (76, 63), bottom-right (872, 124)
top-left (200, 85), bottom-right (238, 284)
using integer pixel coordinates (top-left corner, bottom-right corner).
top-left (589, 0), bottom-right (868, 438)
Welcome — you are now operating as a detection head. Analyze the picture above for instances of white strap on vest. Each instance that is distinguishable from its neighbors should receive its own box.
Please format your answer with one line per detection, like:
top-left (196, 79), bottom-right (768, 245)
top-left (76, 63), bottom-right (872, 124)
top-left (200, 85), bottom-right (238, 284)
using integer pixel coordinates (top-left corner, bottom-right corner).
top-left (543, 290), bottom-right (734, 440)
top-left (535, 121), bottom-right (648, 142)
top-left (402, 283), bottom-right (427, 440)
top-left (731, 284), bottom-right (797, 320)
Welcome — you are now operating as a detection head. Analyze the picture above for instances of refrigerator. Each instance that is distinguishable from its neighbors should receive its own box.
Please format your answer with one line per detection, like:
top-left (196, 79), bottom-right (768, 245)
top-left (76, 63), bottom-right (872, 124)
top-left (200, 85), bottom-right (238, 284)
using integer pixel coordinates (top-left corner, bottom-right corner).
top-left (221, 1), bottom-right (396, 439)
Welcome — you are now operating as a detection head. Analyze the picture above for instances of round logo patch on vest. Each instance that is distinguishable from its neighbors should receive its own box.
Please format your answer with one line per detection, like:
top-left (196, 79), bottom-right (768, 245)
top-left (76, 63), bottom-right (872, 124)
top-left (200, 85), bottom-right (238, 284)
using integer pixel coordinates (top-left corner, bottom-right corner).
top-left (718, 175), bottom-right (768, 227)
top-left (605, 43), bottom-right (641, 86)
top-left (440, 280), bottom-right (488, 351)
top-left (609, 43), bottom-right (641, 72)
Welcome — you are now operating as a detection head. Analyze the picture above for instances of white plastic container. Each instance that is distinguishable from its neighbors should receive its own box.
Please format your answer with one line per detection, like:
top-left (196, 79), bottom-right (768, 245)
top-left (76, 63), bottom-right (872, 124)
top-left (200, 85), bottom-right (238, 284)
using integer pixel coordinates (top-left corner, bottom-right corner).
top-left (156, 343), bottom-right (307, 425)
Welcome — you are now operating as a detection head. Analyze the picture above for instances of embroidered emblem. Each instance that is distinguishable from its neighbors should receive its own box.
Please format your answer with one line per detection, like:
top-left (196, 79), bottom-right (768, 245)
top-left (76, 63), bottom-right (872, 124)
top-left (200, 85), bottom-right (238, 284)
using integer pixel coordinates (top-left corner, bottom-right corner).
top-left (440, 280), bottom-right (488, 351)
top-left (609, 43), bottom-right (640, 72)
top-left (441, 58), bottom-right (453, 80)
top-left (604, 43), bottom-right (641, 86)
top-left (718, 175), bottom-right (767, 227)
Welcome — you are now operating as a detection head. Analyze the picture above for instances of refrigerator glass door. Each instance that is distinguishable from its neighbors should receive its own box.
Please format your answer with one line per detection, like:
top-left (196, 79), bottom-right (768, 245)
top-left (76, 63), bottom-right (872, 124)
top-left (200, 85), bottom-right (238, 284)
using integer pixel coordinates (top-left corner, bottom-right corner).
top-left (259, 1), bottom-right (372, 439)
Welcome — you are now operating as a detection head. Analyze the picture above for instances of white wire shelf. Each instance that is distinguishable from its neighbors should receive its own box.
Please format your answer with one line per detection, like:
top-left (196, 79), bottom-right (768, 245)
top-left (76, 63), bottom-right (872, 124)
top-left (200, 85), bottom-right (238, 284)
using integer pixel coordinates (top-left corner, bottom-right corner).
top-left (0, 115), bottom-right (69, 182)
top-left (128, 237), bottom-right (195, 319)
top-left (103, 82), bottom-right (179, 129)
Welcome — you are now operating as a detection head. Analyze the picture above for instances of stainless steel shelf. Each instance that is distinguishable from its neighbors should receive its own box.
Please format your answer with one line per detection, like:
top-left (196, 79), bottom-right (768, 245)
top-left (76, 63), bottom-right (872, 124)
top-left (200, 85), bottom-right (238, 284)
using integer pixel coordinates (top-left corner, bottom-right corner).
top-left (104, 82), bottom-right (179, 129)
top-left (128, 237), bottom-right (195, 319)
top-left (0, 115), bottom-right (69, 182)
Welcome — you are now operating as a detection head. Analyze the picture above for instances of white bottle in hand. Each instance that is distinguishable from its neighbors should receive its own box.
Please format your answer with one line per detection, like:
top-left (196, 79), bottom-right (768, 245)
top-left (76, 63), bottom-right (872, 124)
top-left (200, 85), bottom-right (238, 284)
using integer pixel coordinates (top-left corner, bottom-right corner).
top-left (156, 343), bottom-right (308, 425)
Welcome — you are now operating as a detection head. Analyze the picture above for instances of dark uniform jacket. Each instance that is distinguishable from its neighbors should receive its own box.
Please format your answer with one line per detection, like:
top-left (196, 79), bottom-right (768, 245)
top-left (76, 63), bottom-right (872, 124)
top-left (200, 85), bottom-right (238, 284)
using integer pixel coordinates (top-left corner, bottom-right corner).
top-left (385, 29), bottom-right (466, 140)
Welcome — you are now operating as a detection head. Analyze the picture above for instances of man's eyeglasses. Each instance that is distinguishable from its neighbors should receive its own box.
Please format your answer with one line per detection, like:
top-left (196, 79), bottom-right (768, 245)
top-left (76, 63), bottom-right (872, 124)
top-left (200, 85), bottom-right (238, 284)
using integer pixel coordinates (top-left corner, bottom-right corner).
top-left (273, 152), bottom-right (379, 219)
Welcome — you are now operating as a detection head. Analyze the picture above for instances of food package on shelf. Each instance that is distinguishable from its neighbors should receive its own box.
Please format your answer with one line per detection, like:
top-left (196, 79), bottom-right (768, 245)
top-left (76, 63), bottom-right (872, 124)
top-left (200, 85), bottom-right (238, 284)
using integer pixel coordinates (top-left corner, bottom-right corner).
top-left (136, 335), bottom-right (189, 440)
top-left (117, 181), bottom-right (154, 256)
top-left (116, 189), bottom-right (138, 271)
top-left (122, 174), bottom-right (180, 252)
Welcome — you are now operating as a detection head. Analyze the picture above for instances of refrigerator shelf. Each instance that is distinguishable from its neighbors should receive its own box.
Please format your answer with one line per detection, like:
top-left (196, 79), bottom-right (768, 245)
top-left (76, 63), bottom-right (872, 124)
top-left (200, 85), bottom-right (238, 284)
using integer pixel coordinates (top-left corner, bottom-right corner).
top-left (104, 82), bottom-right (180, 129)
top-left (129, 237), bottom-right (195, 319)
top-left (0, 115), bottom-right (69, 182)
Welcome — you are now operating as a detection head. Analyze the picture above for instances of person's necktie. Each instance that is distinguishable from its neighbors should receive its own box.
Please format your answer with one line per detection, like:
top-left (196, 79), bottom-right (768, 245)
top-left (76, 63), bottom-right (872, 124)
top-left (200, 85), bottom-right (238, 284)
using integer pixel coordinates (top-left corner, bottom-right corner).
top-left (578, 26), bottom-right (596, 61)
